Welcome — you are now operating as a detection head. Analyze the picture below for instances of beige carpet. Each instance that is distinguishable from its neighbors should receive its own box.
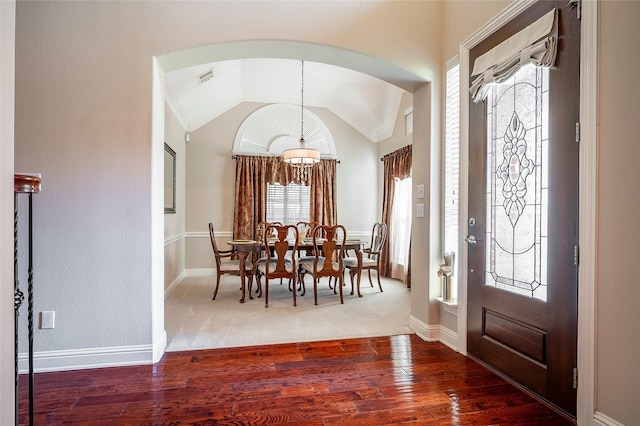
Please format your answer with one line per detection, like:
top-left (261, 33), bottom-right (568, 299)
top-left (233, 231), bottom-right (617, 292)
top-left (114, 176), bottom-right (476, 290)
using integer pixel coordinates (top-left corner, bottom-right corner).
top-left (164, 273), bottom-right (413, 352)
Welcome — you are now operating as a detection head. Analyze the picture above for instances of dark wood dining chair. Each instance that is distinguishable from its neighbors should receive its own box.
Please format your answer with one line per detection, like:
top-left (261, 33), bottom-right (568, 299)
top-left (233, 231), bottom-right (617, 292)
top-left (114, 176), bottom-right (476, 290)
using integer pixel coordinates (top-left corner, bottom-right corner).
top-left (208, 222), bottom-right (253, 300)
top-left (256, 224), bottom-right (299, 307)
top-left (344, 222), bottom-right (387, 294)
top-left (255, 221), bottom-right (282, 242)
top-left (254, 221), bottom-right (286, 297)
top-left (293, 221), bottom-right (320, 288)
top-left (295, 221), bottom-right (319, 241)
top-left (299, 224), bottom-right (347, 305)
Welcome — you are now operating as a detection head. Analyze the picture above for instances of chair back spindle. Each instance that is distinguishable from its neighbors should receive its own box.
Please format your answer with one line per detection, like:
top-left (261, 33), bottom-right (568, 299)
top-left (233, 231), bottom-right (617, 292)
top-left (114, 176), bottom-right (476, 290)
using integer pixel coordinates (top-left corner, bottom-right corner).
top-left (258, 224), bottom-right (299, 307)
top-left (299, 224), bottom-right (347, 305)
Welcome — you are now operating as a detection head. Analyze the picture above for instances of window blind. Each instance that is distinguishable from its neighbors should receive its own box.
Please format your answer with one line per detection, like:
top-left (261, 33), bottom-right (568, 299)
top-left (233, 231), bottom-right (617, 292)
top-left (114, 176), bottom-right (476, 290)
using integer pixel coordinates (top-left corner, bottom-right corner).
top-left (266, 183), bottom-right (310, 225)
top-left (444, 62), bottom-right (460, 255)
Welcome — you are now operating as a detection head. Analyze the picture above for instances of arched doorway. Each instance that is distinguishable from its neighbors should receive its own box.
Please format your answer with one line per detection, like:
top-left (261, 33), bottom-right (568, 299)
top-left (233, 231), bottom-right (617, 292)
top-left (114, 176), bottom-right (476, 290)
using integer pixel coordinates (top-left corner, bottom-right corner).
top-left (154, 41), bottom-right (429, 353)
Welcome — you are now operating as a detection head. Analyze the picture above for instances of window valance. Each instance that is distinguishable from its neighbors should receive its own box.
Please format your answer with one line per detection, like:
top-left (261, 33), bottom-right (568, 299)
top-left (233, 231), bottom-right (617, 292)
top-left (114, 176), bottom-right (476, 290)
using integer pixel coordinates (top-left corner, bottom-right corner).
top-left (470, 8), bottom-right (558, 103)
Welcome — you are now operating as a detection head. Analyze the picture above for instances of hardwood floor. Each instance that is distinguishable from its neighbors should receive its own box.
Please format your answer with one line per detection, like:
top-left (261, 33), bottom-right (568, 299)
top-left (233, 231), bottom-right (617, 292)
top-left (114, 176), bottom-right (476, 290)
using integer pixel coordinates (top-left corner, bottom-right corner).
top-left (19, 334), bottom-right (574, 425)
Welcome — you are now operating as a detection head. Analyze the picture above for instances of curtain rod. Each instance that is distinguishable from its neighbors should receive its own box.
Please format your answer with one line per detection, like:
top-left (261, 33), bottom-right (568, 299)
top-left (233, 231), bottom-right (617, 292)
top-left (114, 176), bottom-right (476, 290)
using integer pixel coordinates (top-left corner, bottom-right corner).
top-left (231, 155), bottom-right (340, 164)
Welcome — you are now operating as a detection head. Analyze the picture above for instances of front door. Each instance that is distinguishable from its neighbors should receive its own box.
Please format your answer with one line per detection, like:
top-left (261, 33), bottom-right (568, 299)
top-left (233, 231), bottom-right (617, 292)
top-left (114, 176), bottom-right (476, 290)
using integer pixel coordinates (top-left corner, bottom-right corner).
top-left (467, 1), bottom-right (580, 417)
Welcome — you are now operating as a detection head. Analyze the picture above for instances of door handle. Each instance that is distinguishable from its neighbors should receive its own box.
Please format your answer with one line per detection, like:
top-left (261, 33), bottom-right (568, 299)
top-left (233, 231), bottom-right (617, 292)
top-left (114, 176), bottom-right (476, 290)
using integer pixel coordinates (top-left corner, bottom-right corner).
top-left (465, 235), bottom-right (477, 245)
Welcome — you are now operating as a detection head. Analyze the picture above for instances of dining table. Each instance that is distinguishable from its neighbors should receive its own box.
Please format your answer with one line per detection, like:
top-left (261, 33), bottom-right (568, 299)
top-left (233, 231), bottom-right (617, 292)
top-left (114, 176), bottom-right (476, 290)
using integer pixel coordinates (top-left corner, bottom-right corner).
top-left (227, 238), bottom-right (367, 303)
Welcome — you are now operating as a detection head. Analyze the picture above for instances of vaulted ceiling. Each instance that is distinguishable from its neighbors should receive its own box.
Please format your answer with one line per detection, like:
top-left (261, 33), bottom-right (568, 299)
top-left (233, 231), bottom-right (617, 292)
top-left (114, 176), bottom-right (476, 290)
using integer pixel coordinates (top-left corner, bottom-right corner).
top-left (164, 58), bottom-right (408, 143)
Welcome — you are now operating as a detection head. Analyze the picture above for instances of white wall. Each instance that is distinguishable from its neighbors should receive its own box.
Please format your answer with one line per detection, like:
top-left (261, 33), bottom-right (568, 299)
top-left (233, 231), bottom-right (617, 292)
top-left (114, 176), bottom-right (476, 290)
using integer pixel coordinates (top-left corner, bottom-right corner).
top-left (442, 1), bottom-right (513, 60)
top-left (1, 1), bottom-right (16, 423)
top-left (11, 0), bottom-right (440, 373)
top-left (378, 92), bottom-right (414, 158)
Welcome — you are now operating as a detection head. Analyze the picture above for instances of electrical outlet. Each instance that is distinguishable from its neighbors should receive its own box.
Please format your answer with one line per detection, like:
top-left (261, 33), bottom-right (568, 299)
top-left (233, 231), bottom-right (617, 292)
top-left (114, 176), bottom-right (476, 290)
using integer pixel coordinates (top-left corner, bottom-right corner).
top-left (40, 311), bottom-right (55, 329)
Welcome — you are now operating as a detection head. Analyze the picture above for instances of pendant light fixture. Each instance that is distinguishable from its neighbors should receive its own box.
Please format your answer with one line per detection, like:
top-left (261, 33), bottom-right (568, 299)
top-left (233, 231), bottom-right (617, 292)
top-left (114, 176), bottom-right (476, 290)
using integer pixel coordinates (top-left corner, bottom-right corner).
top-left (283, 60), bottom-right (320, 183)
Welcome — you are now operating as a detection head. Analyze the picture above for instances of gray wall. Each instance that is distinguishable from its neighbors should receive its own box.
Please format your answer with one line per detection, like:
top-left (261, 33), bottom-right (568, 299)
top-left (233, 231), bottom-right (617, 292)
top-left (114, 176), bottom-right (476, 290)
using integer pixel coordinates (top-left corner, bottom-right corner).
top-left (596, 1), bottom-right (640, 423)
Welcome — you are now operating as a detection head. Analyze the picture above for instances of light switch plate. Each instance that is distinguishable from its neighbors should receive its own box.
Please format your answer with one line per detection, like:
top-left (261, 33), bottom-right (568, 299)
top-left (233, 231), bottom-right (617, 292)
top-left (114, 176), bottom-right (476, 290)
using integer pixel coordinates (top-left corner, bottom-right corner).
top-left (416, 203), bottom-right (425, 218)
top-left (416, 184), bottom-right (425, 199)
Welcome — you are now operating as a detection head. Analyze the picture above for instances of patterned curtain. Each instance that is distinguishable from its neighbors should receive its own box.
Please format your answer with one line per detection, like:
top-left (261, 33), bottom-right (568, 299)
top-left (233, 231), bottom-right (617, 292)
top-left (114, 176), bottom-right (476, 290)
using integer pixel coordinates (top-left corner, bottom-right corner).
top-left (233, 155), bottom-right (270, 240)
top-left (233, 155), bottom-right (337, 239)
top-left (380, 145), bottom-right (412, 285)
top-left (310, 159), bottom-right (338, 226)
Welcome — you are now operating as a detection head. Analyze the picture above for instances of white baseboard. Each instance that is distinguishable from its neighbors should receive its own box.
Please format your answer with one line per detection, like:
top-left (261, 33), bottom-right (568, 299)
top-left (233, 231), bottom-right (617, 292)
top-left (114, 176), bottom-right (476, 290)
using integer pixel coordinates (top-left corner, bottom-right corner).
top-left (165, 270), bottom-right (186, 299)
top-left (18, 343), bottom-right (156, 373)
top-left (438, 325), bottom-right (459, 352)
top-left (186, 268), bottom-right (215, 277)
top-left (593, 412), bottom-right (625, 426)
top-left (409, 315), bottom-right (440, 342)
top-left (410, 315), bottom-right (460, 352)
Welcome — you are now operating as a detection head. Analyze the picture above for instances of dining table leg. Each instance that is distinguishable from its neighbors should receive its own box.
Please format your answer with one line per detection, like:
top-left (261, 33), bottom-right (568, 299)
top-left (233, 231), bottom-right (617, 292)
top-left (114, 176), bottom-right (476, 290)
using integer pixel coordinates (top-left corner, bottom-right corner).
top-left (356, 248), bottom-right (363, 297)
top-left (237, 251), bottom-right (249, 303)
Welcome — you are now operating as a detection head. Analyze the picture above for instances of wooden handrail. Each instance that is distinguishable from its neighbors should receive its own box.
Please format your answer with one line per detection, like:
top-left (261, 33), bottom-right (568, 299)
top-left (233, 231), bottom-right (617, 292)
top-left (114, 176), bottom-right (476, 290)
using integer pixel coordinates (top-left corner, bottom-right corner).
top-left (14, 173), bottom-right (41, 194)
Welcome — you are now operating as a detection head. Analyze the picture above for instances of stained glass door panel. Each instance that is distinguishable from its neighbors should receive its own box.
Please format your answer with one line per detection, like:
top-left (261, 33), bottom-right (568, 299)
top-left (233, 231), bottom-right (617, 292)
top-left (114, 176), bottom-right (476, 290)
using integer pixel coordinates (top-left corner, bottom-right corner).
top-left (485, 65), bottom-right (548, 301)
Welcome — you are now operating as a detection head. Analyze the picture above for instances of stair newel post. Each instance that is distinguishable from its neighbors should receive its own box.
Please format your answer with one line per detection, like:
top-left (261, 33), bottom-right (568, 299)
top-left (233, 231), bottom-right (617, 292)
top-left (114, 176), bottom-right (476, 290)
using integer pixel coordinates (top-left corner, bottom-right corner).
top-left (14, 173), bottom-right (41, 426)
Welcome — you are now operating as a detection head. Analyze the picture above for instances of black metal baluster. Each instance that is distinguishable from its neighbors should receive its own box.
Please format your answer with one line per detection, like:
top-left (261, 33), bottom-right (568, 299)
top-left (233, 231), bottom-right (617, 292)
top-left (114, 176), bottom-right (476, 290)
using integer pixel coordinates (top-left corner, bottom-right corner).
top-left (27, 192), bottom-right (34, 426)
top-left (14, 192), bottom-right (22, 426)
top-left (14, 174), bottom-right (40, 426)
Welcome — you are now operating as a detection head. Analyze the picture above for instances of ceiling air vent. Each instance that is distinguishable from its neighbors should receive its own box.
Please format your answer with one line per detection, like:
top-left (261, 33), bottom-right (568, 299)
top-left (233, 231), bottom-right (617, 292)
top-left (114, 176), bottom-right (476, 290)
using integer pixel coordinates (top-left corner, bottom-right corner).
top-left (197, 69), bottom-right (214, 85)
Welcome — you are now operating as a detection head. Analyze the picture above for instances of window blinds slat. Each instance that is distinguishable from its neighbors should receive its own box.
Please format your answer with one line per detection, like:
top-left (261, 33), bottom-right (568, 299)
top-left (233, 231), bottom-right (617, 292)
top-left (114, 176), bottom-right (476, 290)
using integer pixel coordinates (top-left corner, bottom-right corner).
top-left (266, 183), bottom-right (310, 225)
top-left (444, 63), bottom-right (460, 255)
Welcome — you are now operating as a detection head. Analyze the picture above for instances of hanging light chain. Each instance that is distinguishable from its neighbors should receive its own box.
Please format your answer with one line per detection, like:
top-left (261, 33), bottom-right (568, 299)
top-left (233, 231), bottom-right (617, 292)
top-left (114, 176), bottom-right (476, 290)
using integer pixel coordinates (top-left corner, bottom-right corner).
top-left (300, 60), bottom-right (305, 145)
top-left (283, 59), bottom-right (319, 176)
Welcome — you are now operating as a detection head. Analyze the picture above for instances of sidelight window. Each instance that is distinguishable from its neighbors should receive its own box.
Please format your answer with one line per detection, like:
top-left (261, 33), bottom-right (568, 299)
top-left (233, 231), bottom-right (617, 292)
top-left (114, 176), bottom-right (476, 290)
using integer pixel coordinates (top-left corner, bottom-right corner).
top-left (444, 61), bottom-right (460, 257)
top-left (390, 177), bottom-right (412, 278)
top-left (442, 59), bottom-right (460, 301)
